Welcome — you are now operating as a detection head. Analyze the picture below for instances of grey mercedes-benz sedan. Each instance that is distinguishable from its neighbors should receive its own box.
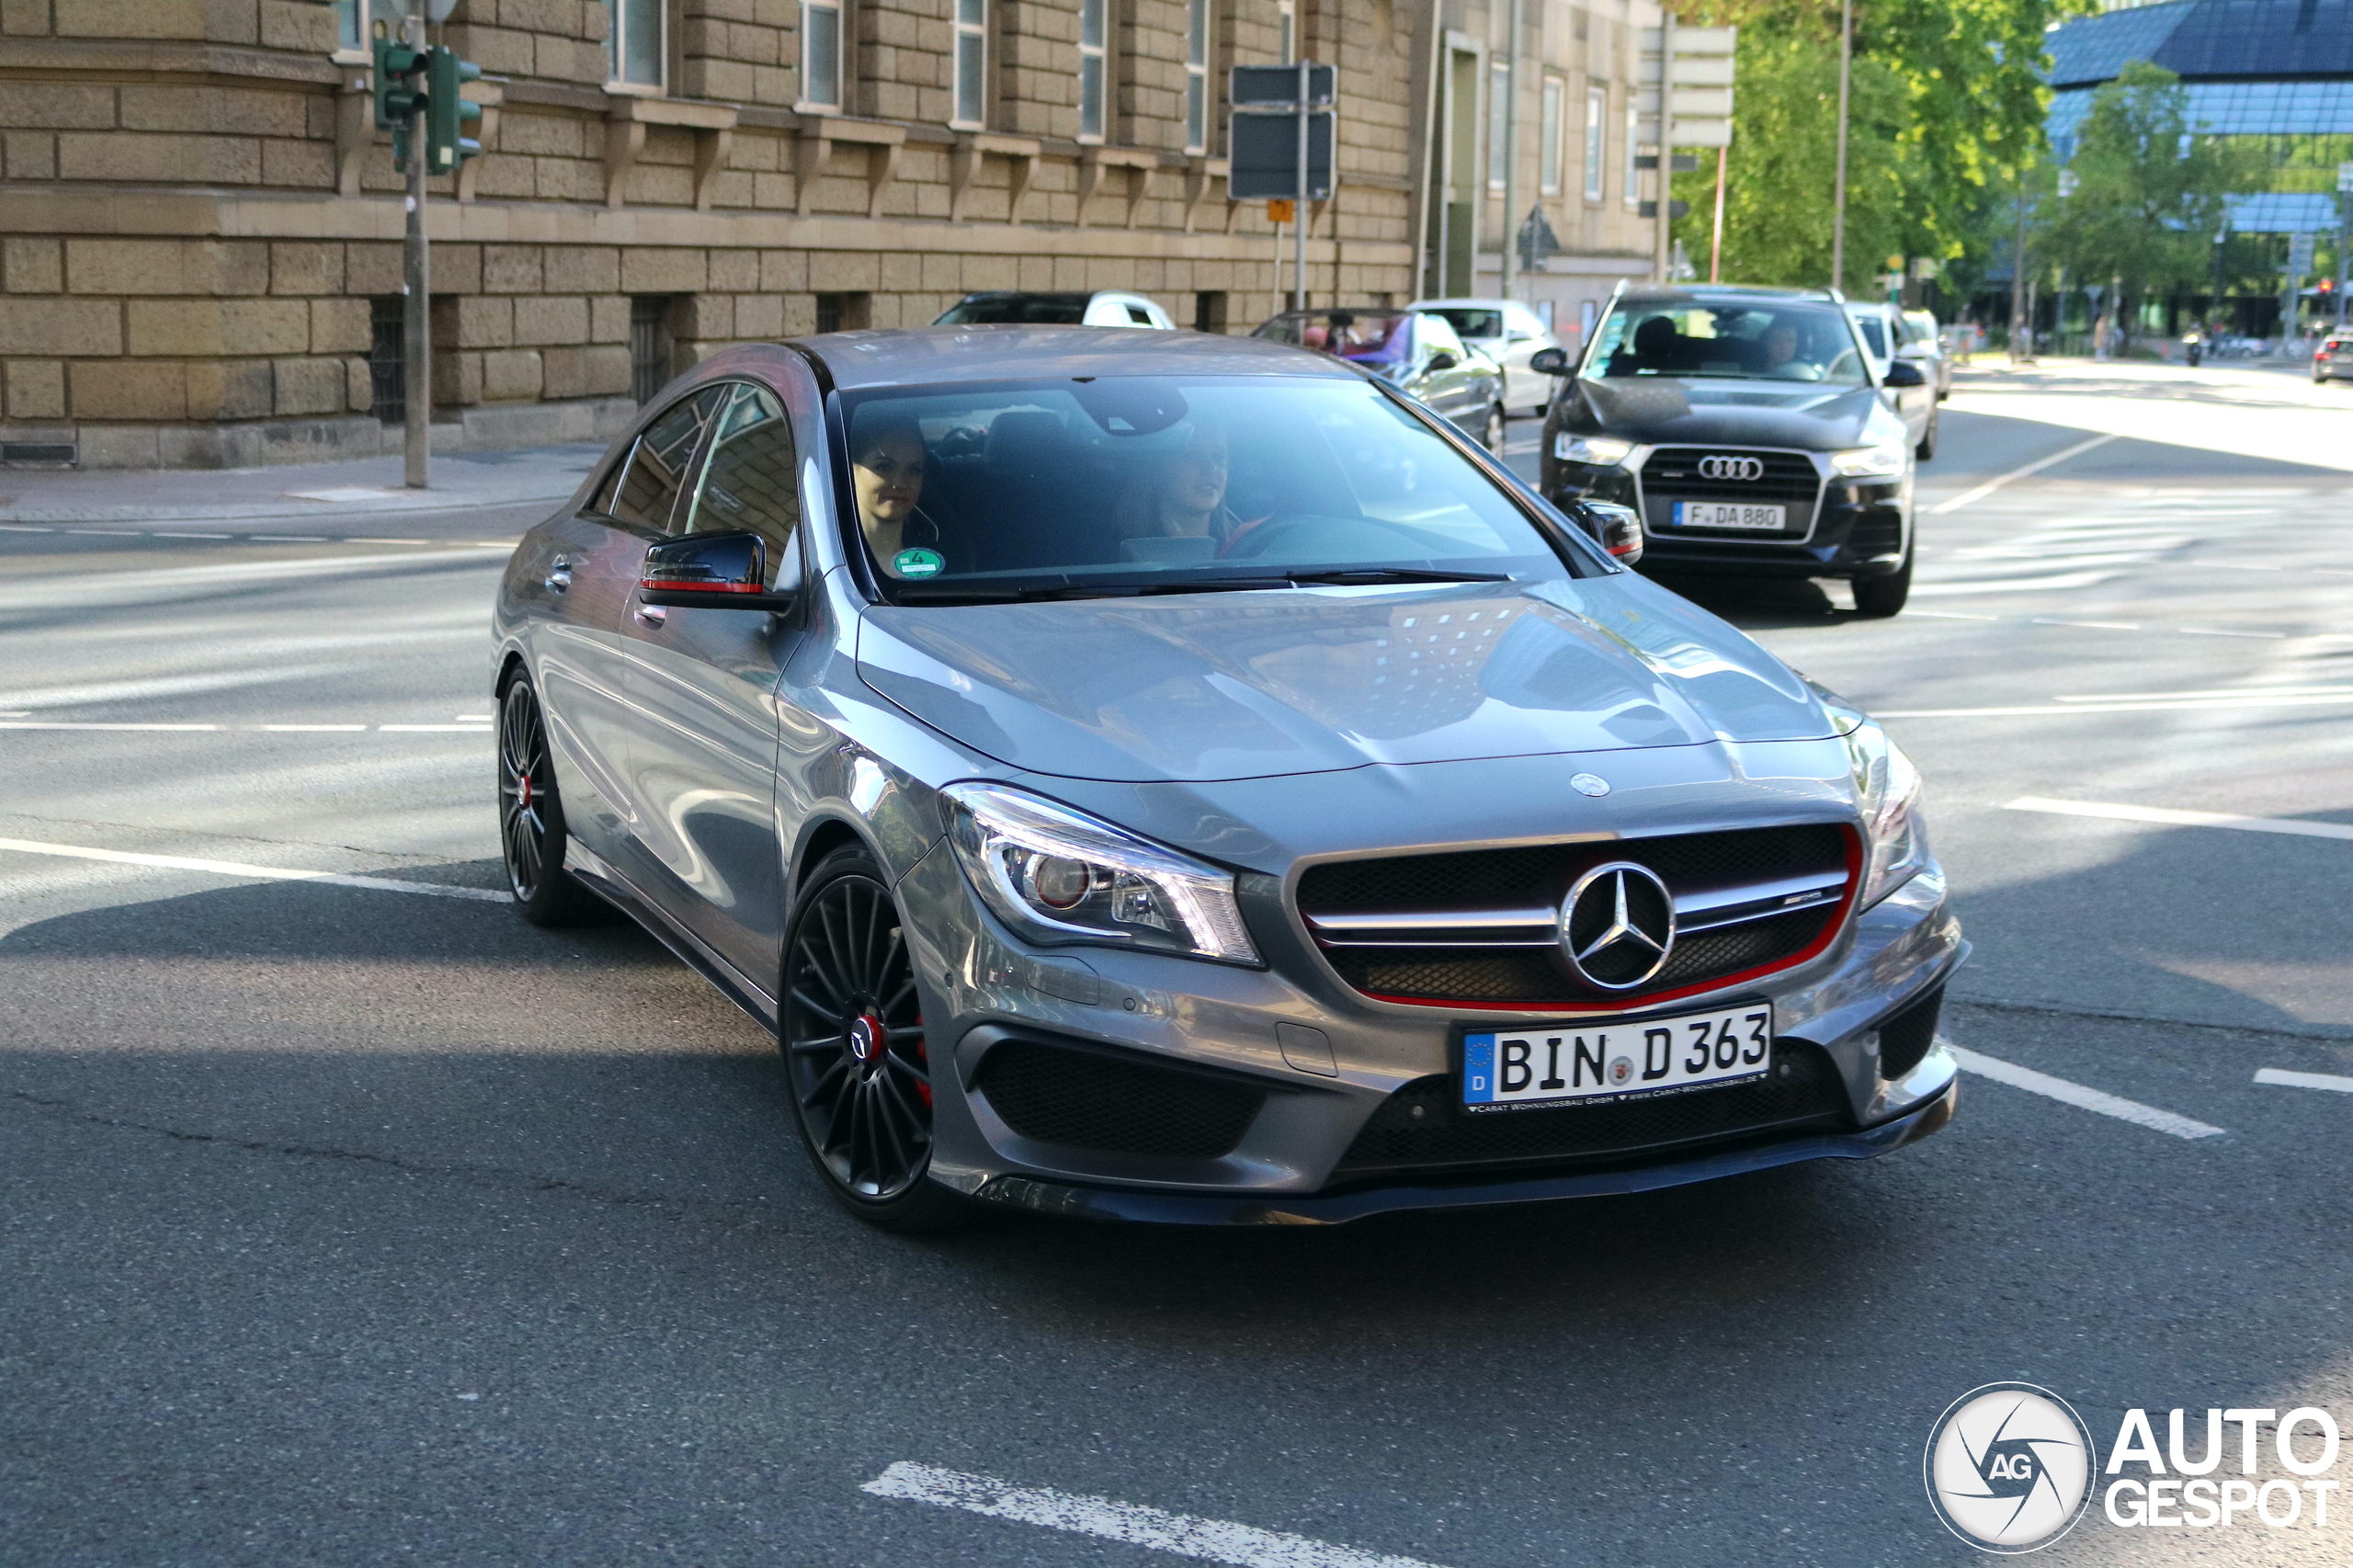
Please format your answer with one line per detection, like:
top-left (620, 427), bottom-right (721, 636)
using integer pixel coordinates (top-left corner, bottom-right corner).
top-left (493, 326), bottom-right (1961, 1231)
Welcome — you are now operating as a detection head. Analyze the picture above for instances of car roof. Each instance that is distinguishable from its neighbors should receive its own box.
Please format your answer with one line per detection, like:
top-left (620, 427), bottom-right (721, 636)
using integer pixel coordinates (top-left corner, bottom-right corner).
top-left (1614, 285), bottom-right (1836, 308)
top-left (786, 325), bottom-right (1356, 391)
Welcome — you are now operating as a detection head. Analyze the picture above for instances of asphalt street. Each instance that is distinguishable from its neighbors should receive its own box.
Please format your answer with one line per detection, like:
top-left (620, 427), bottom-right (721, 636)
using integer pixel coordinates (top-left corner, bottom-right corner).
top-left (3, 361), bottom-right (2350, 1567)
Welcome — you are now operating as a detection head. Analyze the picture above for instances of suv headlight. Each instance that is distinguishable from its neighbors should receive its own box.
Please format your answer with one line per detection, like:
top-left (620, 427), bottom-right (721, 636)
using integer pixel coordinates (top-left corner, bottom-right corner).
top-left (943, 782), bottom-right (1259, 964)
top-left (1842, 719), bottom-right (1927, 907)
top-left (1831, 442), bottom-right (1908, 479)
top-left (1555, 434), bottom-right (1634, 466)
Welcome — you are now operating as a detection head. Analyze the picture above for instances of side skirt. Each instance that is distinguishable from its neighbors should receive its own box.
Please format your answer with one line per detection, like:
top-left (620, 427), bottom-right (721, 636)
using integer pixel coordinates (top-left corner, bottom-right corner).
top-left (563, 839), bottom-right (780, 1036)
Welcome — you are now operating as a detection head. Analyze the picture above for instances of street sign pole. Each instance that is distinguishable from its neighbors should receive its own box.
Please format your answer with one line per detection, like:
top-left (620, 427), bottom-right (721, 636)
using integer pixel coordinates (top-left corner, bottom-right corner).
top-left (402, 2), bottom-right (430, 490)
top-left (1653, 11), bottom-right (1674, 285)
top-left (1294, 60), bottom-right (1309, 312)
top-left (1830, 0), bottom-right (1850, 291)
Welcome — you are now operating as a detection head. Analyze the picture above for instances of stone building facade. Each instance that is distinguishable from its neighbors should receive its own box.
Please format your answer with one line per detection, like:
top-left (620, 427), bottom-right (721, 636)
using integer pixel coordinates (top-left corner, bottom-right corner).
top-left (0, 0), bottom-right (1418, 467)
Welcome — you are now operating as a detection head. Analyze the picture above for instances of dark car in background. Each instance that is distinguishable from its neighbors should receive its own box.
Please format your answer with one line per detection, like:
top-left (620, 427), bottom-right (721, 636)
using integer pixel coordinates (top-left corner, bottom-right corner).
top-left (1255, 308), bottom-right (1508, 450)
top-left (1534, 285), bottom-right (1923, 618)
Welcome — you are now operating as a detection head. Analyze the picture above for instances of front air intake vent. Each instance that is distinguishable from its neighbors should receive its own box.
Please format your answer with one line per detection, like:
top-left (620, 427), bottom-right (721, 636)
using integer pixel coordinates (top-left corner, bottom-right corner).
top-left (975, 1040), bottom-right (1265, 1159)
top-left (1876, 985), bottom-right (1945, 1080)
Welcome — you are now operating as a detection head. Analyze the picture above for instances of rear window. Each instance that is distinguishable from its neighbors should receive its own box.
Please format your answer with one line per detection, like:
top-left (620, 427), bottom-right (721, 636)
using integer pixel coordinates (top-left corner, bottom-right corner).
top-left (935, 293), bottom-right (1091, 325)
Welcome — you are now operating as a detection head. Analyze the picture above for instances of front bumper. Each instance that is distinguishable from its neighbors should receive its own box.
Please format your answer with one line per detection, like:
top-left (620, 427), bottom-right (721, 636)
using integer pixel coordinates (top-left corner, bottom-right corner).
top-left (1552, 461), bottom-right (1908, 580)
top-left (968, 1073), bottom-right (1957, 1225)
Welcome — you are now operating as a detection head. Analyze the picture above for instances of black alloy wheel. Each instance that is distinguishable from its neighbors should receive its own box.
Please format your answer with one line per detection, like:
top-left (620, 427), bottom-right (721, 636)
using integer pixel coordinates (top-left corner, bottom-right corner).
top-left (497, 676), bottom-right (604, 926)
top-left (779, 846), bottom-right (967, 1231)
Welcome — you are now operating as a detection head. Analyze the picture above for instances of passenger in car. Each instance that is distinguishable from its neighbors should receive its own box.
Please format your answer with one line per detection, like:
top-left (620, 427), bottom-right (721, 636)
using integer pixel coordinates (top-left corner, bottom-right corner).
top-left (1611, 314), bottom-right (1687, 376)
top-left (1759, 322), bottom-right (1823, 381)
top-left (1112, 420), bottom-right (1267, 558)
top-left (851, 412), bottom-right (957, 576)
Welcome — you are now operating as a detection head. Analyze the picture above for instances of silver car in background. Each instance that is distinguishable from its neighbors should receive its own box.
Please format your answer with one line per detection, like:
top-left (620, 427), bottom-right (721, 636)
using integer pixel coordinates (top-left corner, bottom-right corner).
top-left (492, 327), bottom-right (1961, 1232)
top-left (1411, 297), bottom-right (1569, 415)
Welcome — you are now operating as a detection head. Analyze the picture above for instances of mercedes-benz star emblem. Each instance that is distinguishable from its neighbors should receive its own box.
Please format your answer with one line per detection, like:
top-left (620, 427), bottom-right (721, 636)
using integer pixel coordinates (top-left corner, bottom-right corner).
top-left (1570, 772), bottom-right (1610, 797)
top-left (1698, 455), bottom-right (1766, 482)
top-left (1559, 861), bottom-right (1677, 991)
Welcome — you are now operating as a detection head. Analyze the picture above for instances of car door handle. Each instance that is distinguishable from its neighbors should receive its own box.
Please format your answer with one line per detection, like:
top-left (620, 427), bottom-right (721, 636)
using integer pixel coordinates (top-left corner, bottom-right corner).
top-left (545, 557), bottom-right (573, 592)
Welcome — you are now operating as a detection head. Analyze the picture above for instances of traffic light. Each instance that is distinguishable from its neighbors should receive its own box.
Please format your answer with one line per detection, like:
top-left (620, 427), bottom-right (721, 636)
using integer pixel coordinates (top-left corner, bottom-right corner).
top-left (370, 38), bottom-right (426, 131)
top-left (425, 47), bottom-right (483, 174)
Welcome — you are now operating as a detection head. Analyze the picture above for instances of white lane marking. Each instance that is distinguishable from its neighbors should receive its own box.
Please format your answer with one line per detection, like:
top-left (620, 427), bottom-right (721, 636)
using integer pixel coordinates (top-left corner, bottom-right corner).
top-left (378, 723), bottom-right (492, 732)
top-left (1906, 610), bottom-right (1999, 620)
top-left (347, 537), bottom-right (434, 544)
top-left (0, 722), bottom-right (222, 732)
top-left (0, 721), bottom-right (485, 734)
top-left (2031, 618), bottom-right (2142, 631)
top-left (0, 524), bottom-right (55, 532)
top-left (66, 528), bottom-right (146, 536)
top-left (2255, 1068), bottom-right (2353, 1095)
top-left (1948, 1045), bottom-right (2226, 1140)
top-left (2004, 796), bottom-right (2353, 843)
top-left (286, 487), bottom-right (403, 503)
top-left (259, 724), bottom-right (369, 733)
top-left (248, 534), bottom-right (330, 542)
top-left (1879, 694), bottom-right (2353, 717)
top-left (2054, 683), bottom-right (2353, 702)
top-left (2179, 626), bottom-right (2287, 639)
top-left (1926, 432), bottom-right (2123, 515)
top-left (861, 1462), bottom-right (1453, 1568)
top-left (1910, 569), bottom-right (2121, 597)
top-left (0, 664), bottom-right (356, 711)
top-left (150, 531), bottom-right (233, 540)
top-left (0, 837), bottom-right (505, 902)
top-left (11, 547), bottom-right (506, 596)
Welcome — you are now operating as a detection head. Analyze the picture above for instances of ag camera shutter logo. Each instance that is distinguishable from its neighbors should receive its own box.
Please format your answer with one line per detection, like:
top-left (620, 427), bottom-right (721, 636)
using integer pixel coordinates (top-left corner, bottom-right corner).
top-left (1925, 1383), bottom-right (2097, 1553)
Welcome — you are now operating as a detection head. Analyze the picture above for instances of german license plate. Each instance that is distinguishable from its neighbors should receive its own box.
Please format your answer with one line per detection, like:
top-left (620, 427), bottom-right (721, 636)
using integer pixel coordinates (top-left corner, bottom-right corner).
top-left (1674, 500), bottom-right (1785, 530)
top-left (1462, 1005), bottom-right (1773, 1110)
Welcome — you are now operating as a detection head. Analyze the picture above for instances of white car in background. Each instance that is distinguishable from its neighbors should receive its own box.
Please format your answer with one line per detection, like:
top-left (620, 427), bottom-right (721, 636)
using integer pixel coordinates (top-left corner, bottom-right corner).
top-left (934, 291), bottom-right (1176, 328)
top-left (1408, 298), bottom-right (1568, 415)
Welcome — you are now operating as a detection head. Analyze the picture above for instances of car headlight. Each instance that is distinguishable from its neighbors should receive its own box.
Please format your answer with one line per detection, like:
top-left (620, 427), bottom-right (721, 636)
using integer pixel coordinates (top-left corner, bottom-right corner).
top-left (1842, 719), bottom-right (1927, 907)
top-left (1554, 434), bottom-right (1634, 466)
top-left (1831, 442), bottom-right (1908, 479)
top-left (942, 782), bottom-right (1259, 964)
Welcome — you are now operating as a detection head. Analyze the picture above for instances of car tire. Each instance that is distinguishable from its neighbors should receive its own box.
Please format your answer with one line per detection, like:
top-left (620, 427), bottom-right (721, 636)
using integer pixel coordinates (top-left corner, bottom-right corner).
top-left (1852, 554), bottom-right (1913, 619)
top-left (779, 844), bottom-right (971, 1233)
top-left (1914, 413), bottom-right (1938, 461)
top-left (1482, 403), bottom-right (1507, 454)
top-left (496, 675), bottom-right (608, 927)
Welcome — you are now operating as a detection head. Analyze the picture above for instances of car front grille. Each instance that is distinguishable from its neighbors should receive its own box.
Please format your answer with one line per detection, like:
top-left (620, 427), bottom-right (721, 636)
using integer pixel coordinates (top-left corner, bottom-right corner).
top-left (974, 1039), bottom-right (1265, 1159)
top-left (1330, 1039), bottom-right (1851, 1181)
top-left (1296, 824), bottom-right (1855, 1009)
top-left (1640, 446), bottom-right (1824, 539)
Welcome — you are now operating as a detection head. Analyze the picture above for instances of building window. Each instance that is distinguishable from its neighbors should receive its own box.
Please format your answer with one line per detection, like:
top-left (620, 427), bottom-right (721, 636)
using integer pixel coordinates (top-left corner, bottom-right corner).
top-left (1078, 0), bottom-right (1107, 142)
top-left (1487, 61), bottom-right (1509, 191)
top-left (1540, 76), bottom-right (1564, 196)
top-left (815, 291), bottom-right (872, 334)
top-left (369, 297), bottom-right (404, 421)
top-left (335, 0), bottom-right (363, 51)
top-left (631, 297), bottom-right (674, 404)
top-left (801, 0), bottom-right (841, 109)
top-left (952, 0), bottom-right (987, 129)
top-left (1277, 0), bottom-right (1295, 63)
top-left (608, 0), bottom-right (665, 90)
top-left (1184, 0), bottom-right (1210, 153)
top-left (1584, 85), bottom-right (1605, 200)
top-left (1623, 102), bottom-right (1640, 208)
top-left (1194, 290), bottom-right (1228, 333)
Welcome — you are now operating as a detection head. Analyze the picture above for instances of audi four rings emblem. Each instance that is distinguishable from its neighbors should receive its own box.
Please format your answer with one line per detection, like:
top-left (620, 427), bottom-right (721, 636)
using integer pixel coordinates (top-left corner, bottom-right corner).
top-left (1698, 455), bottom-right (1766, 481)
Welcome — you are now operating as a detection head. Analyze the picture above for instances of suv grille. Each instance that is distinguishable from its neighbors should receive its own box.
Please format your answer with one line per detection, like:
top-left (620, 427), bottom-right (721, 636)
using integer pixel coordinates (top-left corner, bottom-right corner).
top-left (975, 1040), bottom-right (1265, 1158)
top-left (1296, 824), bottom-right (1855, 1009)
top-left (1332, 1039), bottom-right (1850, 1180)
top-left (1641, 446), bottom-right (1823, 539)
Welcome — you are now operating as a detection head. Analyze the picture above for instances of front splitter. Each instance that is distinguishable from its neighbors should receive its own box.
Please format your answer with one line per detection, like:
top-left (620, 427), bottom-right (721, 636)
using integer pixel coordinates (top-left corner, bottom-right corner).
top-left (970, 1079), bottom-right (1958, 1226)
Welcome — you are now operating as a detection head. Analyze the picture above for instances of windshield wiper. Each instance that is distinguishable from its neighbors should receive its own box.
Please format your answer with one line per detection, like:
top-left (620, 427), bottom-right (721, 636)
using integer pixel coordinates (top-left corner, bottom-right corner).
top-left (1279, 567), bottom-right (1512, 585)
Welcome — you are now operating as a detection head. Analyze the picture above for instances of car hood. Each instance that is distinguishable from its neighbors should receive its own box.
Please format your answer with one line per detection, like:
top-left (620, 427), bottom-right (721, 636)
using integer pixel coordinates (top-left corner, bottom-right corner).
top-left (1563, 376), bottom-right (1884, 449)
top-left (854, 576), bottom-right (1840, 783)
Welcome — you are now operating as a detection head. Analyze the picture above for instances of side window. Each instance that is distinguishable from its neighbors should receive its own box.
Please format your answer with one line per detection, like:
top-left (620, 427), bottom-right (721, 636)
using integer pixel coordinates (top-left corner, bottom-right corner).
top-left (608, 386), bottom-right (726, 531)
top-left (681, 383), bottom-right (801, 584)
top-left (1418, 314), bottom-right (1466, 360)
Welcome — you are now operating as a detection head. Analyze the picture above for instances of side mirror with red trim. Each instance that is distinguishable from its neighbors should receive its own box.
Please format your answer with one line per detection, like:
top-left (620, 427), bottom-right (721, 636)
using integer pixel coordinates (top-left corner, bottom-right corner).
top-left (639, 531), bottom-right (799, 610)
top-left (1574, 501), bottom-right (1643, 566)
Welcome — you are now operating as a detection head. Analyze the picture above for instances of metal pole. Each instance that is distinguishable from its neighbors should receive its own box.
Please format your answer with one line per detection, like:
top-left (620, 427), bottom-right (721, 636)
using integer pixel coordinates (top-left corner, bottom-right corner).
top-left (1500, 0), bottom-right (1519, 301)
top-left (1274, 217), bottom-right (1283, 315)
top-left (1412, 6), bottom-right (1445, 300)
top-left (2009, 170), bottom-right (2029, 363)
top-left (1830, 0), bottom-right (1850, 291)
top-left (1709, 143), bottom-right (1727, 282)
top-left (1653, 10), bottom-right (1674, 284)
top-left (401, 4), bottom-right (430, 488)
top-left (1294, 60), bottom-right (1311, 312)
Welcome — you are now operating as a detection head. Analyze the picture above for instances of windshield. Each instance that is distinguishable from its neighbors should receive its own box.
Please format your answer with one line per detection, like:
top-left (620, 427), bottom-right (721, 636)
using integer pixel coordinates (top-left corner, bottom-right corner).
top-left (934, 293), bottom-right (1090, 325)
top-left (835, 376), bottom-right (1590, 602)
top-left (1422, 307), bottom-right (1504, 341)
top-left (1582, 301), bottom-right (1869, 385)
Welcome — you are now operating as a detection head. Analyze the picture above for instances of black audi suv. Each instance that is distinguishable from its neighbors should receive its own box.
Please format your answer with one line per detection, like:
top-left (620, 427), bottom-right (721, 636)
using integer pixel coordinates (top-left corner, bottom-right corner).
top-left (1533, 284), bottom-right (1925, 617)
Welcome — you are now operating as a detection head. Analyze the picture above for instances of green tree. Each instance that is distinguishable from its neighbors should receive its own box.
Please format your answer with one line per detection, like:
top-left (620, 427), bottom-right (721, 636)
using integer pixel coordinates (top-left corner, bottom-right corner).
top-left (2040, 61), bottom-right (2263, 318)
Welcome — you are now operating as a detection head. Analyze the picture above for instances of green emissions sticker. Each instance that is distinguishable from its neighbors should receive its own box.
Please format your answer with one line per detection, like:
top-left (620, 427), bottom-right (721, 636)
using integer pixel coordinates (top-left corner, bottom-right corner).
top-left (893, 547), bottom-right (946, 579)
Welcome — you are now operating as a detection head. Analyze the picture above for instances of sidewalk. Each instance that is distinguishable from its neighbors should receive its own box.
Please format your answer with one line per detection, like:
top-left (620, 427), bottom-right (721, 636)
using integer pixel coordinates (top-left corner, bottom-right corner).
top-left (0, 443), bottom-right (602, 526)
